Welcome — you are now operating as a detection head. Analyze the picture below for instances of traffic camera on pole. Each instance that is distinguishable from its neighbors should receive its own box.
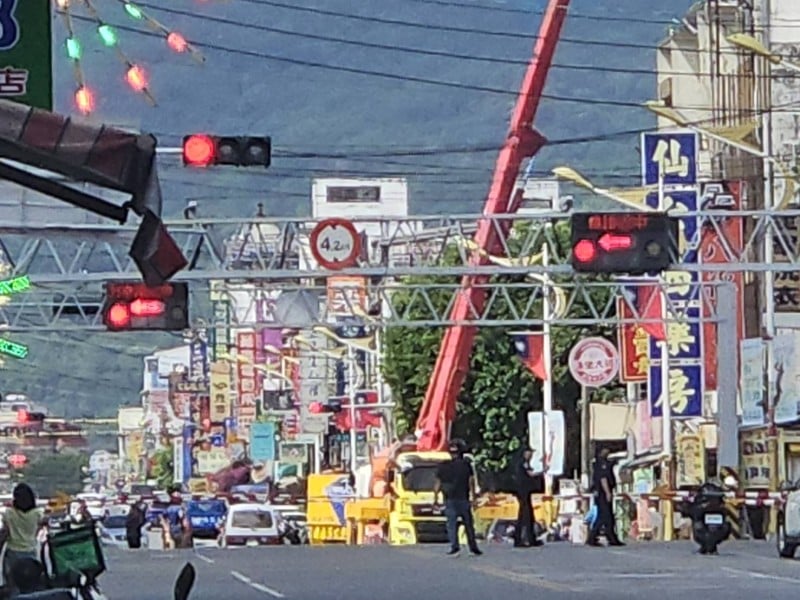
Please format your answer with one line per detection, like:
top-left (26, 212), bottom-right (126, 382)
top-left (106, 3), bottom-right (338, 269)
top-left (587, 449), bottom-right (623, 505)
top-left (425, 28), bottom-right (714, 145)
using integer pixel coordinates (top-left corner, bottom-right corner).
top-left (570, 212), bottom-right (679, 274)
top-left (182, 134), bottom-right (272, 168)
top-left (103, 281), bottom-right (189, 331)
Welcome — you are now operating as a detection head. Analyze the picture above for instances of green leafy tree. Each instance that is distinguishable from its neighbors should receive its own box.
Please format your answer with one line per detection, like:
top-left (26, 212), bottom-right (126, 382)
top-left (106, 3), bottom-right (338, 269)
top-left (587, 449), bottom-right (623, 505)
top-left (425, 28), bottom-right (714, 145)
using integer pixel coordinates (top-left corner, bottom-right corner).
top-left (383, 223), bottom-right (625, 488)
top-left (18, 453), bottom-right (88, 498)
top-left (150, 448), bottom-right (175, 490)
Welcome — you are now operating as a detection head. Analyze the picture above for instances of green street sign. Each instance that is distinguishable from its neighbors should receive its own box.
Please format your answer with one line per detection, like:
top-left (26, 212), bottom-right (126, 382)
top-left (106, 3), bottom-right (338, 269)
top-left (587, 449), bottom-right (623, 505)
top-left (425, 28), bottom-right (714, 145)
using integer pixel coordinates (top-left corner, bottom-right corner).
top-left (0, 275), bottom-right (30, 295)
top-left (0, 338), bottom-right (28, 360)
top-left (0, 0), bottom-right (52, 110)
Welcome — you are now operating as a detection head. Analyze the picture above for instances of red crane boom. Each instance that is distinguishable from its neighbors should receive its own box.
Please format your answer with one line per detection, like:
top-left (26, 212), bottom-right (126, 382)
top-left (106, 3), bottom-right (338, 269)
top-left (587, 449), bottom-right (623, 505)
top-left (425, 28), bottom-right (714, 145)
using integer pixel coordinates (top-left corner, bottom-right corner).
top-left (415, 0), bottom-right (572, 451)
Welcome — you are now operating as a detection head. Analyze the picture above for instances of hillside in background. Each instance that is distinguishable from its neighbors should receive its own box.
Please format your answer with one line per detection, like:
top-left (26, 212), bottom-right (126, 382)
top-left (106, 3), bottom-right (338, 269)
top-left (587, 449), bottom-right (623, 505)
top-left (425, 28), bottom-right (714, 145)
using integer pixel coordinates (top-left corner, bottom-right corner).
top-left (7, 0), bottom-right (695, 416)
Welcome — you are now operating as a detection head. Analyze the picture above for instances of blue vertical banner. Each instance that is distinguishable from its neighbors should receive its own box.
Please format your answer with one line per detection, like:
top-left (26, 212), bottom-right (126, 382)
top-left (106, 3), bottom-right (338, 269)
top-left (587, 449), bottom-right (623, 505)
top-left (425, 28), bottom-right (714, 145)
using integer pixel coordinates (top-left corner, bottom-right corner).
top-left (250, 422), bottom-right (276, 462)
top-left (190, 335), bottom-right (209, 383)
top-left (642, 130), bottom-right (704, 419)
top-left (182, 425), bottom-right (193, 484)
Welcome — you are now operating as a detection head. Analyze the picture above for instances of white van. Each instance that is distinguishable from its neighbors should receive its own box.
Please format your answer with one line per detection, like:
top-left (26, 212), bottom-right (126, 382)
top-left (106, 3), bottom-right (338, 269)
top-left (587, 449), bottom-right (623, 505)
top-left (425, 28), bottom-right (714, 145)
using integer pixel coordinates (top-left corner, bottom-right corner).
top-left (219, 503), bottom-right (283, 547)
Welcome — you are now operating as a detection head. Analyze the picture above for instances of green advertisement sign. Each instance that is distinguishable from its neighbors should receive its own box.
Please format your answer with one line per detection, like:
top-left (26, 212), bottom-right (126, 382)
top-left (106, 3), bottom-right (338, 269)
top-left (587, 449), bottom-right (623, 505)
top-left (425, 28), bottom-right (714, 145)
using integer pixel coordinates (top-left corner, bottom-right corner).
top-left (0, 0), bottom-right (52, 110)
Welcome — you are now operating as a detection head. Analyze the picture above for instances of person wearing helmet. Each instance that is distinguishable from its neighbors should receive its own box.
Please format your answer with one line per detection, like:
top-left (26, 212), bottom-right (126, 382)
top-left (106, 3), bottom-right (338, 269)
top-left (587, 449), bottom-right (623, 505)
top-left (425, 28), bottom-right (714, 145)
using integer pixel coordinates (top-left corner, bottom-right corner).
top-left (433, 439), bottom-right (482, 557)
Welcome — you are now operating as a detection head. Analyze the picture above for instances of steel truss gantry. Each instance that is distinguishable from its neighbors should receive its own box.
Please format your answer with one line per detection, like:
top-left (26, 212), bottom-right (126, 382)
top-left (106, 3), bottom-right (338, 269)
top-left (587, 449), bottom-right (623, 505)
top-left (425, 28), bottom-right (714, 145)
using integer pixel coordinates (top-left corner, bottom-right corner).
top-left (0, 209), bottom-right (793, 331)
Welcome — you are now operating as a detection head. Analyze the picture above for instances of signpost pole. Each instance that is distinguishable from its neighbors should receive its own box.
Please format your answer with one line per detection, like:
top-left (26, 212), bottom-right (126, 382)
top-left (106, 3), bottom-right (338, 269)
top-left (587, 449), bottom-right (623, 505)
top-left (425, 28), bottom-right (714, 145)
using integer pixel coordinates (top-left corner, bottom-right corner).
top-left (542, 243), bottom-right (553, 496)
top-left (580, 384), bottom-right (590, 482)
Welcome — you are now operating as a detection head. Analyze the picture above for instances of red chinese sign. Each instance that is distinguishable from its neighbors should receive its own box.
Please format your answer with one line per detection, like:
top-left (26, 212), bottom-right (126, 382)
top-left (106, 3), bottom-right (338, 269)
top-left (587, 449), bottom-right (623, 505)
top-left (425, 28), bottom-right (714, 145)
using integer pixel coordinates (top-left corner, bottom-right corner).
top-left (698, 182), bottom-right (745, 391)
top-left (617, 298), bottom-right (648, 383)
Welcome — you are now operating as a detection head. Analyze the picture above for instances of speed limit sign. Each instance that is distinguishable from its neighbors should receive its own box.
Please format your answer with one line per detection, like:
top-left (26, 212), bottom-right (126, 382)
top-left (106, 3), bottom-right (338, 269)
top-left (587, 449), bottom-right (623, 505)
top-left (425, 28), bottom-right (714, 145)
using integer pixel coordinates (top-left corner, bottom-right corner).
top-left (309, 218), bottom-right (361, 270)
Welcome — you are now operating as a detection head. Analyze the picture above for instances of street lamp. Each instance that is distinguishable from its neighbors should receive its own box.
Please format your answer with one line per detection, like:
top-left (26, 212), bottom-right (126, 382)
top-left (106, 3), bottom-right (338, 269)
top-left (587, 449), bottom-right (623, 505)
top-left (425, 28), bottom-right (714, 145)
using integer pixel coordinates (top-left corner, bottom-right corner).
top-left (552, 166), bottom-right (656, 212)
top-left (727, 33), bottom-right (800, 72)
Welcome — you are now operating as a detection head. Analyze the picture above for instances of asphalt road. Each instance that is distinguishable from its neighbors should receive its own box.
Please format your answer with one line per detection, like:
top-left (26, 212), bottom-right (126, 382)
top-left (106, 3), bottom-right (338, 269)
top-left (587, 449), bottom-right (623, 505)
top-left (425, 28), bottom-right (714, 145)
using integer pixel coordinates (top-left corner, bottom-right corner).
top-left (99, 540), bottom-right (800, 600)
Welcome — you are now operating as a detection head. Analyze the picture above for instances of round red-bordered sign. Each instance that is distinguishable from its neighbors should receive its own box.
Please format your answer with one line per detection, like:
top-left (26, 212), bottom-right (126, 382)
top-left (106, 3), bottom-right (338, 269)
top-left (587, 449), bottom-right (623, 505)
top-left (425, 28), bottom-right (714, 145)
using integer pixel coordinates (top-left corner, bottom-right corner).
top-left (568, 337), bottom-right (620, 387)
top-left (309, 218), bottom-right (361, 270)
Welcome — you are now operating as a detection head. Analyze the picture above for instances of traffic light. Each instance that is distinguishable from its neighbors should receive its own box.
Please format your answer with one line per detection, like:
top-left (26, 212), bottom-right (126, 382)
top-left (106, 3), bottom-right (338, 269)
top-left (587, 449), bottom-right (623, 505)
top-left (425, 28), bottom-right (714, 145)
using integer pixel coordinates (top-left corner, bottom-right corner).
top-left (309, 398), bottom-right (343, 414)
top-left (182, 134), bottom-right (272, 168)
top-left (103, 281), bottom-right (189, 331)
top-left (570, 212), bottom-right (679, 274)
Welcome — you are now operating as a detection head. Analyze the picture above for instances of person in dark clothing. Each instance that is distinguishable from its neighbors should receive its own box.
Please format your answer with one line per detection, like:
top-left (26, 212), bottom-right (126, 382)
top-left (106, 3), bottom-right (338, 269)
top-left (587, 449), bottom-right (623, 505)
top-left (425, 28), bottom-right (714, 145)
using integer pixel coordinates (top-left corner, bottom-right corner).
top-left (587, 447), bottom-right (624, 547)
top-left (433, 439), bottom-right (482, 557)
top-left (513, 448), bottom-right (543, 547)
top-left (125, 503), bottom-right (146, 549)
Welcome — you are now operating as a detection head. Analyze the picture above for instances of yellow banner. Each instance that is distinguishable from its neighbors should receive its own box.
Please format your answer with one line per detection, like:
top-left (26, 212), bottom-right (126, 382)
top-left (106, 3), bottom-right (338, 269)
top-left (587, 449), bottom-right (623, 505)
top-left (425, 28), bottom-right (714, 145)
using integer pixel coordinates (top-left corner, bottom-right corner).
top-left (676, 433), bottom-right (705, 487)
top-left (125, 431), bottom-right (143, 470)
top-left (209, 361), bottom-right (231, 422)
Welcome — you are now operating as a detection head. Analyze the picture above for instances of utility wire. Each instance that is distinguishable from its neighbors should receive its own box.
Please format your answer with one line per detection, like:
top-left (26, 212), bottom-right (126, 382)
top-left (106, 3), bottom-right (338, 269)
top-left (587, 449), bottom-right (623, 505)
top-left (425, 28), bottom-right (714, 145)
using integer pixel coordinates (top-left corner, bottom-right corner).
top-left (68, 14), bottom-right (800, 115)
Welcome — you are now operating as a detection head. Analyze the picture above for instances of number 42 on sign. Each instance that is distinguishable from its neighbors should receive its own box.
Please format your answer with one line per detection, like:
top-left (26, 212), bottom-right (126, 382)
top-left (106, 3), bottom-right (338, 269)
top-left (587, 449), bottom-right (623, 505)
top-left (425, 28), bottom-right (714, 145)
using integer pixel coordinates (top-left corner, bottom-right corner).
top-left (309, 218), bottom-right (362, 270)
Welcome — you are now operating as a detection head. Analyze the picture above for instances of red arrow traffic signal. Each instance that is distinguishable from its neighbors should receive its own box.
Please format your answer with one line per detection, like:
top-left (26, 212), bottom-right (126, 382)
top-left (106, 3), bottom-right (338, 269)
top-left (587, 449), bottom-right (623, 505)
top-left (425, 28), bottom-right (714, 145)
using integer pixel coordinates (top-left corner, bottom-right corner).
top-left (597, 233), bottom-right (633, 252)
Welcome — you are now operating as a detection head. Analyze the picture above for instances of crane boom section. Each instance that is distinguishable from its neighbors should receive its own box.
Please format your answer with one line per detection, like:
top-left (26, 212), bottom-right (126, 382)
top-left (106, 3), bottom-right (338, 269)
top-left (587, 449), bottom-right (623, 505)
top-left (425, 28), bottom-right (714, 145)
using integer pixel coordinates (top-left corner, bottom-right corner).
top-left (415, 0), bottom-right (572, 451)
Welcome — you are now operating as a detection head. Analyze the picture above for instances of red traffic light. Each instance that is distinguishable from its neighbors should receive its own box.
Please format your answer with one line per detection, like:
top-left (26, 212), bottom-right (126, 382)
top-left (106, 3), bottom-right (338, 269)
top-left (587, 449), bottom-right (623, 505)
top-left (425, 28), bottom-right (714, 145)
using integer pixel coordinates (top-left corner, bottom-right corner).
top-left (183, 134), bottom-right (216, 167)
top-left (597, 233), bottom-right (633, 252)
top-left (107, 303), bottom-right (131, 329)
top-left (130, 298), bottom-right (166, 317)
top-left (572, 239), bottom-right (597, 263)
top-left (8, 454), bottom-right (26, 468)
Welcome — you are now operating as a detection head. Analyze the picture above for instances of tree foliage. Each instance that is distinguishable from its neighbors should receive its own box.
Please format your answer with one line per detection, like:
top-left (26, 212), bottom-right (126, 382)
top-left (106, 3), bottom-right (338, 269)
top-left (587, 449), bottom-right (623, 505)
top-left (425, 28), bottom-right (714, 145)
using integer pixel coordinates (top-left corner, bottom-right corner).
top-left (150, 448), bottom-right (174, 490)
top-left (18, 452), bottom-right (88, 498)
top-left (382, 223), bottom-right (625, 489)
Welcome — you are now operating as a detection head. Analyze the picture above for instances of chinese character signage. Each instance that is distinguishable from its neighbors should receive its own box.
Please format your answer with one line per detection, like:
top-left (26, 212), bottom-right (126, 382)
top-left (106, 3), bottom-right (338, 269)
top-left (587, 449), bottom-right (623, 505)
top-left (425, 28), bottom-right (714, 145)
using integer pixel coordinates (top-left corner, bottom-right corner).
top-left (297, 330), bottom-right (331, 435)
top-left (641, 131), bottom-right (698, 186)
top-left (236, 330), bottom-right (259, 438)
top-left (675, 433), bottom-right (705, 487)
top-left (189, 336), bottom-right (208, 382)
top-left (772, 332), bottom-right (800, 425)
top-left (740, 428), bottom-right (774, 489)
top-left (649, 363), bottom-right (703, 418)
top-left (0, 0), bottom-right (52, 110)
top-left (249, 422), bottom-right (276, 462)
top-left (209, 361), bottom-right (231, 423)
top-left (617, 299), bottom-right (648, 382)
top-left (649, 307), bottom-right (702, 362)
top-left (740, 339), bottom-right (765, 427)
top-left (326, 276), bottom-right (368, 317)
top-left (645, 190), bottom-right (700, 262)
top-left (699, 181), bottom-right (745, 391)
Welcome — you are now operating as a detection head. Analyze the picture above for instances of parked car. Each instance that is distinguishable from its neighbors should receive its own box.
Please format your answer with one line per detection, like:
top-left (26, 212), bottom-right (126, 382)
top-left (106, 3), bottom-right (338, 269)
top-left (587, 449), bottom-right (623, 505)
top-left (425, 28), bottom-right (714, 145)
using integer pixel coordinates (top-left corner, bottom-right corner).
top-left (98, 514), bottom-right (129, 547)
top-left (777, 481), bottom-right (800, 558)
top-left (186, 499), bottom-right (227, 540)
top-left (219, 503), bottom-right (283, 547)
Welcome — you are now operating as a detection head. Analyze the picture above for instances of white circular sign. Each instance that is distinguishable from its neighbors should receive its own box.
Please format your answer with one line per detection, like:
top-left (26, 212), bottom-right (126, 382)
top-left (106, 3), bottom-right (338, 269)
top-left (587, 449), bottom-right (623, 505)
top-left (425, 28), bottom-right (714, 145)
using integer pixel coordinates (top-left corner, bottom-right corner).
top-left (568, 337), bottom-right (620, 387)
top-left (309, 218), bottom-right (361, 270)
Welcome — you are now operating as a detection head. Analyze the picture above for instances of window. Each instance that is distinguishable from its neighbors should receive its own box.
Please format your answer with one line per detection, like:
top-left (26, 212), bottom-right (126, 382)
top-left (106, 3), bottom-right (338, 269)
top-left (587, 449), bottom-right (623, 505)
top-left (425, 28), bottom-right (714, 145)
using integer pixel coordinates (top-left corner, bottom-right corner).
top-left (231, 510), bottom-right (273, 529)
top-left (326, 186), bottom-right (381, 203)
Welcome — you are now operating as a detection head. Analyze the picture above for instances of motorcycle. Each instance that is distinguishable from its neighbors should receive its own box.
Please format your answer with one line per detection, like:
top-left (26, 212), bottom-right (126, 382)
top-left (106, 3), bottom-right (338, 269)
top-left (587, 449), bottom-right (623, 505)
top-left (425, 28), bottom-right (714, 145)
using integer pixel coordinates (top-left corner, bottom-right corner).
top-left (9, 560), bottom-right (195, 600)
top-left (678, 481), bottom-right (731, 555)
top-left (277, 518), bottom-right (303, 545)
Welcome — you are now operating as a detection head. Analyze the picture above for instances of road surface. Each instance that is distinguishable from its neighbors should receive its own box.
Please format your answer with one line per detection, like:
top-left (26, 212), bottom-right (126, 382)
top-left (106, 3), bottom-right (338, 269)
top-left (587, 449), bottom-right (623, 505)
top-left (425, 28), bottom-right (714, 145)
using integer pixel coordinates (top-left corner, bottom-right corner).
top-left (100, 540), bottom-right (799, 600)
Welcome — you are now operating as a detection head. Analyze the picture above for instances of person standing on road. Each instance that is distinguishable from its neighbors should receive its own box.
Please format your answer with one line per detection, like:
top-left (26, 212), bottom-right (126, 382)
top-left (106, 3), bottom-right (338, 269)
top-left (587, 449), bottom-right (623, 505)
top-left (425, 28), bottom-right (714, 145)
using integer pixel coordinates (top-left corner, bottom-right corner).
top-left (125, 502), bottom-right (146, 549)
top-left (433, 439), bottom-right (482, 557)
top-left (513, 447), bottom-right (544, 548)
top-left (587, 447), bottom-right (625, 547)
top-left (0, 483), bottom-right (43, 595)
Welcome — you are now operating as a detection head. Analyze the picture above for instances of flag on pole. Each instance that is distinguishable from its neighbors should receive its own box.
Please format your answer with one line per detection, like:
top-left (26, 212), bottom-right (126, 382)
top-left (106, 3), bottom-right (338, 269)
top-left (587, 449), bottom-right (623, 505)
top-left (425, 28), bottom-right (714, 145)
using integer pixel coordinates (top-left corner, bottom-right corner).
top-left (634, 283), bottom-right (667, 341)
top-left (512, 333), bottom-right (548, 381)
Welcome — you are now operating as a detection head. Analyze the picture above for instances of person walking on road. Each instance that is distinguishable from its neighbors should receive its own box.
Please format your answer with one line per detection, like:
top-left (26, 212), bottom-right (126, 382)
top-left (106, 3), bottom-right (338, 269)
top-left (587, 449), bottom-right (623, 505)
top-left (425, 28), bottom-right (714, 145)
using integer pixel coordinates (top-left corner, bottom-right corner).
top-left (587, 447), bottom-right (625, 547)
top-left (513, 447), bottom-right (544, 548)
top-left (0, 483), bottom-right (43, 595)
top-left (125, 502), bottom-right (146, 549)
top-left (433, 439), bottom-right (482, 557)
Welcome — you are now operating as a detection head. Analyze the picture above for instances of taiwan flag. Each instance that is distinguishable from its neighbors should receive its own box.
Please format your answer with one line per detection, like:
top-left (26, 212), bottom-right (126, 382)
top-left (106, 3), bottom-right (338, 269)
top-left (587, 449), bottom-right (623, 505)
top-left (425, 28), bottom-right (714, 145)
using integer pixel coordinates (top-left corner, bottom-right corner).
top-left (512, 333), bottom-right (548, 381)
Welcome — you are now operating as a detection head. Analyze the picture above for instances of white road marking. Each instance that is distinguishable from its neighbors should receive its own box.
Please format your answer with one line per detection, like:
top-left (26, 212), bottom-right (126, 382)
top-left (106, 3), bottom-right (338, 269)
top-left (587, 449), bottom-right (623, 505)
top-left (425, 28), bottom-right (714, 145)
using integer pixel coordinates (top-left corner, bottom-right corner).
top-left (608, 573), bottom-right (677, 579)
top-left (195, 553), bottom-right (215, 564)
top-left (251, 583), bottom-right (286, 597)
top-left (231, 570), bottom-right (286, 598)
top-left (721, 566), bottom-right (800, 584)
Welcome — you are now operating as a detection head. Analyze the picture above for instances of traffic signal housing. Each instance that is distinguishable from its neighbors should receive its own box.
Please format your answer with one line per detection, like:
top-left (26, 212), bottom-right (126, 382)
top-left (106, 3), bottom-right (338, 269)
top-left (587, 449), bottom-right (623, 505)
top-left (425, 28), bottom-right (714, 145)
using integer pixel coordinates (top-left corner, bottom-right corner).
top-left (570, 212), bottom-right (679, 274)
top-left (182, 134), bottom-right (272, 168)
top-left (309, 398), bottom-right (343, 414)
top-left (103, 281), bottom-right (189, 331)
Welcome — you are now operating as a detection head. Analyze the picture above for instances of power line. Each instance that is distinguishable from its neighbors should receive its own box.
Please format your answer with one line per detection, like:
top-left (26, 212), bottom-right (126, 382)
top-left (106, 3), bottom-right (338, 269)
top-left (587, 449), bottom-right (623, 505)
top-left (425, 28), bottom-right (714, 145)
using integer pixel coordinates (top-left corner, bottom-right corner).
top-left (135, 0), bottom-right (744, 57)
top-left (69, 15), bottom-right (800, 115)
